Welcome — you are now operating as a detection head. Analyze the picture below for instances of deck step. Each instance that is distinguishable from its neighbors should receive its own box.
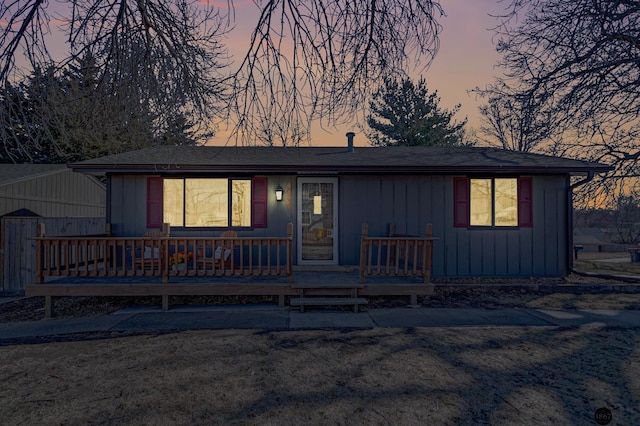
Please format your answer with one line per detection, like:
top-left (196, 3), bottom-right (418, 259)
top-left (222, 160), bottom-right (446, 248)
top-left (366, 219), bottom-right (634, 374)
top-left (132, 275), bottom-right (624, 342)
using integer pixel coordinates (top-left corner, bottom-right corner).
top-left (290, 297), bottom-right (368, 306)
top-left (290, 297), bottom-right (368, 313)
top-left (291, 283), bottom-right (364, 289)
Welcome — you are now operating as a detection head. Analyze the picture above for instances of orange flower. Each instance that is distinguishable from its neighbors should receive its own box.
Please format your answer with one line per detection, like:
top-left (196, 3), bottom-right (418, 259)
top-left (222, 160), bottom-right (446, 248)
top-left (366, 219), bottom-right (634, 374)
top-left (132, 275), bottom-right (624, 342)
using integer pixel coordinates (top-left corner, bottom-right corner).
top-left (170, 251), bottom-right (194, 265)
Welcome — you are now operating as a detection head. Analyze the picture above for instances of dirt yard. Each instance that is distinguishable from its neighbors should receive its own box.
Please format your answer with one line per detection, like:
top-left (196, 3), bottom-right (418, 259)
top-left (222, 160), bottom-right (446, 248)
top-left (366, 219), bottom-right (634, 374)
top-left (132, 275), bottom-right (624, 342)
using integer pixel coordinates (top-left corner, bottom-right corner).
top-left (1, 326), bottom-right (638, 425)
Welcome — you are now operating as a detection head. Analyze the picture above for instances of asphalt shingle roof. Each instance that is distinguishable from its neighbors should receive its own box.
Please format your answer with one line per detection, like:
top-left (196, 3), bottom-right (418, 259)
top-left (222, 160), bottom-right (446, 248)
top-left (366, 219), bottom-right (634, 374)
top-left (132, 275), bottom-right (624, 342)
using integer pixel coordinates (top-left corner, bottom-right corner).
top-left (68, 145), bottom-right (611, 175)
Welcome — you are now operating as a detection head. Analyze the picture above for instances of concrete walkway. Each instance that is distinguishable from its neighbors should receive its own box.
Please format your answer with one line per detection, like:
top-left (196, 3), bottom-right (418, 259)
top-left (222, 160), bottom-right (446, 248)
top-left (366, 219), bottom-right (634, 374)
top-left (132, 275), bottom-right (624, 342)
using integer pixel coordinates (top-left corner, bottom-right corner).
top-left (2, 304), bottom-right (640, 342)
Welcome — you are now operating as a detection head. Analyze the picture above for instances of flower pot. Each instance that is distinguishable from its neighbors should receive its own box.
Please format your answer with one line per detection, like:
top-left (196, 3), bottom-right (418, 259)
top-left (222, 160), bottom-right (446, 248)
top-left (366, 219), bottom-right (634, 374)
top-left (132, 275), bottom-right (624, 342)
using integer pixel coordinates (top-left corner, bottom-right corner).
top-left (172, 263), bottom-right (186, 271)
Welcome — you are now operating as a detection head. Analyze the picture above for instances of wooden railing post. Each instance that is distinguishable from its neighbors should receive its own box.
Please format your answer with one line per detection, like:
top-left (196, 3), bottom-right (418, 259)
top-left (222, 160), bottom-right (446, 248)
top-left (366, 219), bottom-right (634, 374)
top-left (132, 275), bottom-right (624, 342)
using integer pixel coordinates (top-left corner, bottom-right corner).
top-left (286, 222), bottom-right (293, 282)
top-left (167, 225), bottom-right (173, 280)
top-left (35, 223), bottom-right (45, 284)
top-left (424, 223), bottom-right (433, 283)
top-left (359, 223), bottom-right (368, 283)
top-left (161, 241), bottom-right (169, 283)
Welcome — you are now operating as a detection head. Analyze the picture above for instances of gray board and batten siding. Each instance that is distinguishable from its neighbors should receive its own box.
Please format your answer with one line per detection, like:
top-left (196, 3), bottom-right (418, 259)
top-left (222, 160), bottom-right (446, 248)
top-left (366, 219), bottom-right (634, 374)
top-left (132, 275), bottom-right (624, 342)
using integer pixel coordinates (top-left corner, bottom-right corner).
top-left (108, 173), bottom-right (568, 278)
top-left (338, 174), bottom-right (567, 278)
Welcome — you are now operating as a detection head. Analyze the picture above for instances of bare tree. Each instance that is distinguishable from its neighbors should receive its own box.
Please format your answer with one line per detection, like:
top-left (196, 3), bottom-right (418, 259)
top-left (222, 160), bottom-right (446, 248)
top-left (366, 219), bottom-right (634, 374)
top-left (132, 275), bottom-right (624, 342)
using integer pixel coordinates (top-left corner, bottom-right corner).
top-left (489, 0), bottom-right (640, 203)
top-left (2, 0), bottom-right (445, 153)
top-left (494, 0), bottom-right (639, 128)
top-left (254, 114), bottom-right (309, 147)
top-left (1, 0), bottom-right (229, 160)
top-left (475, 80), bottom-right (554, 152)
top-left (227, 0), bottom-right (444, 145)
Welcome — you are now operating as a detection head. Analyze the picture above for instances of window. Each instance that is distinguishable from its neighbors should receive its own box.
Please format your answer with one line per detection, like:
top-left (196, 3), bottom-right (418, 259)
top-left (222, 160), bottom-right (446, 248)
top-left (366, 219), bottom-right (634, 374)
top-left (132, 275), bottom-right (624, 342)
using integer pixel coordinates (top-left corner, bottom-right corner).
top-left (146, 177), bottom-right (268, 228)
top-left (454, 177), bottom-right (532, 228)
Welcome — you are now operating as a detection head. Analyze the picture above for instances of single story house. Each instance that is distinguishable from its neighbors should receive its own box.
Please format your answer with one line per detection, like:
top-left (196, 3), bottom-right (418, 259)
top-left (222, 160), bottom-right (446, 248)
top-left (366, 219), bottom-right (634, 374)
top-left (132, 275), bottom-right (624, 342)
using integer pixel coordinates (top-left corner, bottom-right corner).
top-left (66, 138), bottom-right (610, 279)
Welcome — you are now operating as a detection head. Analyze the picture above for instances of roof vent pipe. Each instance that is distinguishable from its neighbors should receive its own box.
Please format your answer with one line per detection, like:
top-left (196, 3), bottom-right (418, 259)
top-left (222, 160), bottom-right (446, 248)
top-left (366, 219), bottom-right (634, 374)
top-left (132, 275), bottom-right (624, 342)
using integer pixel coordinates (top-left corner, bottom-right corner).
top-left (346, 132), bottom-right (355, 152)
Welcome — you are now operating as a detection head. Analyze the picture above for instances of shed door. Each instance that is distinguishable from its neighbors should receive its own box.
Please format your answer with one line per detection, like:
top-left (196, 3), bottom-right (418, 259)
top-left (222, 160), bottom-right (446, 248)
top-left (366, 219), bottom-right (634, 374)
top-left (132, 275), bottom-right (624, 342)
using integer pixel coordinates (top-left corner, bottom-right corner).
top-left (297, 178), bottom-right (338, 265)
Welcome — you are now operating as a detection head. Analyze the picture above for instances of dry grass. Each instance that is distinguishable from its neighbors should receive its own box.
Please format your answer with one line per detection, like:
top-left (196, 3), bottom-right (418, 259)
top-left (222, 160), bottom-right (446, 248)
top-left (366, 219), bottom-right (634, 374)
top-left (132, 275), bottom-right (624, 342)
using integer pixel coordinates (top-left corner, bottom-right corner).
top-left (1, 327), bottom-right (639, 425)
top-left (574, 252), bottom-right (640, 276)
top-left (575, 259), bottom-right (640, 276)
top-left (2, 251), bottom-right (639, 424)
top-left (522, 292), bottom-right (640, 310)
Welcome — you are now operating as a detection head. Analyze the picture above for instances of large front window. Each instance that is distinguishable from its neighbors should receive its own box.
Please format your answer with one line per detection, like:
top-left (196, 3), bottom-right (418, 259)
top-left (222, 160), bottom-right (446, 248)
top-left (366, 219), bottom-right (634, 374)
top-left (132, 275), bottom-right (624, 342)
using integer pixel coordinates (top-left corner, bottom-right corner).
top-left (163, 178), bottom-right (251, 227)
top-left (470, 178), bottom-right (518, 227)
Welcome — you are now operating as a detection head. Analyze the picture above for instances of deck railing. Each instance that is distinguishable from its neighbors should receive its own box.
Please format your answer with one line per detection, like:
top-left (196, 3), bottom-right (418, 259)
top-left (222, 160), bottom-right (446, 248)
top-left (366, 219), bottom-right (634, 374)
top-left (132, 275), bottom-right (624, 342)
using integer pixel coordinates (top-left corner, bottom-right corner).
top-left (35, 223), bottom-right (294, 283)
top-left (359, 223), bottom-right (436, 283)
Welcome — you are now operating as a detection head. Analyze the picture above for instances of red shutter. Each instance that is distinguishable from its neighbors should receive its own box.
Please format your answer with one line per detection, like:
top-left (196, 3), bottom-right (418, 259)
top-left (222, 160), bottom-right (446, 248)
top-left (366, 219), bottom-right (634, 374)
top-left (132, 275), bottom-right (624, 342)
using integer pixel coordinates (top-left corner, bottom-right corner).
top-left (453, 177), bottom-right (470, 228)
top-left (518, 177), bottom-right (533, 227)
top-left (252, 177), bottom-right (268, 228)
top-left (146, 177), bottom-right (163, 228)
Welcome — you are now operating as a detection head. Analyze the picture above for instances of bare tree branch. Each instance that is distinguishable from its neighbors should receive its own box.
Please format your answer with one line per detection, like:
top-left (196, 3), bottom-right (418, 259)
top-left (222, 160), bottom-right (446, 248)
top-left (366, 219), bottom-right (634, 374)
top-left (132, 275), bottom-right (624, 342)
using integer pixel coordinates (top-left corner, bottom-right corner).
top-left (1, 0), bottom-right (230, 160)
top-left (474, 79), bottom-right (555, 152)
top-left (1, 0), bottom-right (444, 152)
top-left (487, 0), bottom-right (640, 204)
top-left (494, 0), bottom-right (639, 125)
top-left (227, 0), bottom-right (444, 145)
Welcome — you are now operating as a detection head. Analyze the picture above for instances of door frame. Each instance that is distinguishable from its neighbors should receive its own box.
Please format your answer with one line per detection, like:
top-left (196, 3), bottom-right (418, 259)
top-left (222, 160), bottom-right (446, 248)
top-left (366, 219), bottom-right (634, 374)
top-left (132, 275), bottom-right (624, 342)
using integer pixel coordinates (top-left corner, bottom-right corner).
top-left (296, 177), bottom-right (339, 265)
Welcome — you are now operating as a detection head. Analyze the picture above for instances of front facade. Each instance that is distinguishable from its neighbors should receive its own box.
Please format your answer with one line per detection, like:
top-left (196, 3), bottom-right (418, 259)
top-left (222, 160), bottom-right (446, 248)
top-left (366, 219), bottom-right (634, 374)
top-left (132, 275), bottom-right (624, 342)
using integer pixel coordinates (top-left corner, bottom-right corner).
top-left (70, 144), bottom-right (610, 278)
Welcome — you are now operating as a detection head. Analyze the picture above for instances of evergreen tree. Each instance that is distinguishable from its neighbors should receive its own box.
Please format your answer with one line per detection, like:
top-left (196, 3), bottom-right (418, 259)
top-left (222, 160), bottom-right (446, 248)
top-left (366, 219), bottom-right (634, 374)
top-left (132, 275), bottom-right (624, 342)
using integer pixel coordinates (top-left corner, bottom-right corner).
top-left (1, 54), bottom-right (196, 163)
top-left (366, 77), bottom-right (467, 147)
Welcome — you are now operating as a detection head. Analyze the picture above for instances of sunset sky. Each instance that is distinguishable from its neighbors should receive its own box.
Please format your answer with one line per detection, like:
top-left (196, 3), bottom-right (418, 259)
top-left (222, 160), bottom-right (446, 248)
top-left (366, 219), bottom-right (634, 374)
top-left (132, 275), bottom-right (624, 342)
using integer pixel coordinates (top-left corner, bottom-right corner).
top-left (210, 0), bottom-right (506, 146)
top-left (27, 0), bottom-right (507, 147)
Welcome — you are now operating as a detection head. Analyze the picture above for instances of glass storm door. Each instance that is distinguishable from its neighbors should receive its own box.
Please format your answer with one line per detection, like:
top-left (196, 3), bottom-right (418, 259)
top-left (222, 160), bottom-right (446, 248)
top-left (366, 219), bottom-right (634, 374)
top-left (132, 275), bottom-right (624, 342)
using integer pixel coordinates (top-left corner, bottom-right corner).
top-left (297, 178), bottom-right (339, 265)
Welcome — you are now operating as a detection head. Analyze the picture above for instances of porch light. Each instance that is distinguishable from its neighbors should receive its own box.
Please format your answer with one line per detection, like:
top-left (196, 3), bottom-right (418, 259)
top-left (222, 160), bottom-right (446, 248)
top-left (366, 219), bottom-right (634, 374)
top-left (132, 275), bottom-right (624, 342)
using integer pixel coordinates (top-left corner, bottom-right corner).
top-left (275, 185), bottom-right (284, 201)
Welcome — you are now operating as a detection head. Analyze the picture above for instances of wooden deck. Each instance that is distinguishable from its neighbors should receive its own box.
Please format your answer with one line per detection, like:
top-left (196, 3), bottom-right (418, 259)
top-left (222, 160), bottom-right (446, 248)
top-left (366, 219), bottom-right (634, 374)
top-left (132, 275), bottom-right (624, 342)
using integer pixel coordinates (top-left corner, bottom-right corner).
top-left (25, 271), bottom-right (435, 317)
top-left (28, 222), bottom-right (437, 317)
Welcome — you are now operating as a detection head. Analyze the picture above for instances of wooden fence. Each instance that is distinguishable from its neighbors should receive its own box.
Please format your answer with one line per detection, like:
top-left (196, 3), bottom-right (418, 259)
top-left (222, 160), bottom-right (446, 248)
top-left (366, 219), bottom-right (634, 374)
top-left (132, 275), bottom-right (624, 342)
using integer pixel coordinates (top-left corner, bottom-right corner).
top-left (1, 217), bottom-right (106, 294)
top-left (34, 223), bottom-right (294, 284)
top-left (359, 223), bottom-right (436, 283)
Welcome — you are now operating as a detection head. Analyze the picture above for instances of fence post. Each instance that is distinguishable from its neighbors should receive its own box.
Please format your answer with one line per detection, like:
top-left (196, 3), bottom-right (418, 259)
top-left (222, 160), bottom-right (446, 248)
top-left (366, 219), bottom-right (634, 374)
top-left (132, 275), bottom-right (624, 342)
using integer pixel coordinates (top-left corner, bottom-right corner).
top-left (35, 222), bottom-right (54, 316)
top-left (36, 222), bottom-right (45, 237)
top-left (359, 223), bottom-right (368, 283)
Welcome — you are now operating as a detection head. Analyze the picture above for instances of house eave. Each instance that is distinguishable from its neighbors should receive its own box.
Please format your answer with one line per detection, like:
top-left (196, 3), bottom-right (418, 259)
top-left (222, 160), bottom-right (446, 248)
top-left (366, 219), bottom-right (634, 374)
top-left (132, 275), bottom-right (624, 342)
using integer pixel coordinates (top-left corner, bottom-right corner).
top-left (68, 163), bottom-right (610, 176)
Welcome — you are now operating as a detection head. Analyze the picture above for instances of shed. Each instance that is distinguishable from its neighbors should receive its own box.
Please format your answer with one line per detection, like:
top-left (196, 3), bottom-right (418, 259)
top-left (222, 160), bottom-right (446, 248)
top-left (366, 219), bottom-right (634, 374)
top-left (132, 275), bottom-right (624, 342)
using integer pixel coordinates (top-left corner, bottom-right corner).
top-left (0, 164), bottom-right (106, 294)
top-left (0, 164), bottom-right (105, 218)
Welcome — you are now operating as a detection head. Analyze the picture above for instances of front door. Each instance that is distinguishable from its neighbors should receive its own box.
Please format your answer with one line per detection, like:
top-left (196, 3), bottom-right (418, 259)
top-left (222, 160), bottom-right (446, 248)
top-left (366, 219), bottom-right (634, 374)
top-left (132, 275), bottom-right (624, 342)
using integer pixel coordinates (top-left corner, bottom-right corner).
top-left (297, 177), bottom-right (338, 265)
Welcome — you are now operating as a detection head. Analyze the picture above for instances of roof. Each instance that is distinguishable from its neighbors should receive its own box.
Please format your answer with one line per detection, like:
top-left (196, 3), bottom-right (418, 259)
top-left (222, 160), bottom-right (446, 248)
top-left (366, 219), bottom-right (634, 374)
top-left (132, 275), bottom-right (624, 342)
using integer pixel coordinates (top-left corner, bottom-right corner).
top-left (0, 164), bottom-right (67, 187)
top-left (68, 145), bottom-right (612, 175)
